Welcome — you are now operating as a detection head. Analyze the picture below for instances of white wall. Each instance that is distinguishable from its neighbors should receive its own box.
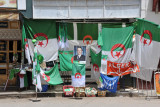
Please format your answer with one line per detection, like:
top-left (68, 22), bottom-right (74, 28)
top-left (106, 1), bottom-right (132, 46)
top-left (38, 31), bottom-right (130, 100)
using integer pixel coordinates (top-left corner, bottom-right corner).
top-left (33, 0), bottom-right (141, 19)
top-left (142, 0), bottom-right (160, 24)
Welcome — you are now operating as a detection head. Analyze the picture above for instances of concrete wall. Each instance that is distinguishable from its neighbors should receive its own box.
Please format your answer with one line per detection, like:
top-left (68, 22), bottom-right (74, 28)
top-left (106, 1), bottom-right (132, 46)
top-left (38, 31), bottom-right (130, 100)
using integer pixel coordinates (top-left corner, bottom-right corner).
top-left (142, 0), bottom-right (160, 24)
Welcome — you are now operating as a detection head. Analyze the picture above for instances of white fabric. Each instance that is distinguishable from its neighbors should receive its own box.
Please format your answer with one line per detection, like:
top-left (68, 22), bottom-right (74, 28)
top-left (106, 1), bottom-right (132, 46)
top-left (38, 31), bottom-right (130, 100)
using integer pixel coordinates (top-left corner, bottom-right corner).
top-left (20, 77), bottom-right (24, 88)
top-left (91, 64), bottom-right (100, 82)
top-left (132, 35), bottom-right (160, 70)
top-left (25, 43), bottom-right (32, 64)
top-left (28, 39), bottom-right (58, 62)
top-left (131, 67), bottom-right (153, 82)
top-left (37, 73), bottom-right (42, 92)
top-left (72, 76), bottom-right (85, 87)
top-left (101, 48), bottom-right (132, 74)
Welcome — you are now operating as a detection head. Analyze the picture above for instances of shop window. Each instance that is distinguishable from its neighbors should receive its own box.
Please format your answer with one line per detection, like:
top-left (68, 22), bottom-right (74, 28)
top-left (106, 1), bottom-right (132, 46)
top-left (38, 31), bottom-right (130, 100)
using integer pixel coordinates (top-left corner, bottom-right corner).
top-left (0, 69), bottom-right (6, 74)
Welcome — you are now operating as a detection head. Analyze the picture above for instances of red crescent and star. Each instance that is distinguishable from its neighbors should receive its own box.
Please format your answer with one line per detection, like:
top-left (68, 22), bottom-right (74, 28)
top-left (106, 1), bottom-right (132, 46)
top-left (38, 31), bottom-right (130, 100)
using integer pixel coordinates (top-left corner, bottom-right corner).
top-left (75, 73), bottom-right (82, 79)
top-left (111, 43), bottom-right (126, 59)
top-left (93, 64), bottom-right (99, 72)
top-left (140, 30), bottom-right (152, 46)
top-left (83, 35), bottom-right (93, 45)
top-left (34, 33), bottom-right (49, 48)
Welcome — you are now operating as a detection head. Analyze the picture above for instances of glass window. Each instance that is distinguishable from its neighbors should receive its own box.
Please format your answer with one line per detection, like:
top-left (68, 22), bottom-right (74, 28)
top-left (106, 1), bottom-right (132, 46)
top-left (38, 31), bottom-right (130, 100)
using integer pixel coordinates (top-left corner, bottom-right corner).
top-left (0, 69), bottom-right (6, 74)
top-left (17, 41), bottom-right (21, 51)
top-left (9, 41), bottom-right (13, 51)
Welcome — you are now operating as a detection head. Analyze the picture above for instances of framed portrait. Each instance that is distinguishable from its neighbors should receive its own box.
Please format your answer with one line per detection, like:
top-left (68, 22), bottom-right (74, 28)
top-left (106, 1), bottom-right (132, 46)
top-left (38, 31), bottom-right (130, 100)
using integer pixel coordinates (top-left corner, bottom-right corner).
top-left (74, 46), bottom-right (86, 62)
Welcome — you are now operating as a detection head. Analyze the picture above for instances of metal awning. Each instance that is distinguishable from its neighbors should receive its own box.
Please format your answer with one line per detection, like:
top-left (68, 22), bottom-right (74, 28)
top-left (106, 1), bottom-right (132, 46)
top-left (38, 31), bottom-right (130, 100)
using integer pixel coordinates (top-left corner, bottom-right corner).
top-left (0, 29), bottom-right (21, 40)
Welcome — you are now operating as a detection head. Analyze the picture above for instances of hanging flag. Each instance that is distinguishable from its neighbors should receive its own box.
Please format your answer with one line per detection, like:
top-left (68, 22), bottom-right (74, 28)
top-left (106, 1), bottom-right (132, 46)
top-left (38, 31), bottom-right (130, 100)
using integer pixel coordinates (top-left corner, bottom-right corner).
top-left (99, 73), bottom-right (119, 93)
top-left (40, 63), bottom-right (63, 85)
top-left (72, 62), bottom-right (86, 87)
top-left (107, 61), bottom-right (140, 76)
top-left (98, 26), bottom-right (134, 74)
top-left (59, 51), bottom-right (73, 71)
top-left (32, 45), bottom-right (42, 92)
top-left (23, 18), bottom-right (58, 62)
top-left (131, 19), bottom-right (160, 70)
top-left (22, 25), bottom-right (32, 64)
top-left (131, 67), bottom-right (153, 82)
top-left (67, 23), bottom-right (99, 67)
top-left (90, 49), bottom-right (101, 81)
top-left (18, 73), bottom-right (28, 88)
top-left (58, 23), bottom-right (69, 50)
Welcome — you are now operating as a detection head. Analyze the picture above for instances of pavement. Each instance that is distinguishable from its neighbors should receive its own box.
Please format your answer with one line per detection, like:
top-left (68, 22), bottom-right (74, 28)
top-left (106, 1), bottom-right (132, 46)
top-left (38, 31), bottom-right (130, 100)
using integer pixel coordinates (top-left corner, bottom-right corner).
top-left (0, 96), bottom-right (160, 107)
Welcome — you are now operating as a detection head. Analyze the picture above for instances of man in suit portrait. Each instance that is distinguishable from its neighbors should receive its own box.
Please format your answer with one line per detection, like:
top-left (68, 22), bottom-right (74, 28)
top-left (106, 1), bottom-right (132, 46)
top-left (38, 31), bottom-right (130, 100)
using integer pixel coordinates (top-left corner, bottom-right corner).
top-left (74, 46), bottom-right (85, 61)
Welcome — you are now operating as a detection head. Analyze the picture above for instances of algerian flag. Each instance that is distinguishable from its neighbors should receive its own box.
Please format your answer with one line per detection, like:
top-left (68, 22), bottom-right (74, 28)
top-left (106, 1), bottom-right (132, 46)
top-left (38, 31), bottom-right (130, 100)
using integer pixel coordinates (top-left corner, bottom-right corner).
top-left (67, 23), bottom-right (99, 67)
top-left (72, 61), bottom-right (86, 87)
top-left (19, 74), bottom-right (28, 88)
top-left (32, 45), bottom-right (42, 92)
top-left (59, 51), bottom-right (73, 71)
top-left (40, 63), bottom-right (63, 85)
top-left (90, 49), bottom-right (101, 81)
top-left (22, 18), bottom-right (58, 62)
top-left (58, 23), bottom-right (69, 50)
top-left (131, 19), bottom-right (160, 70)
top-left (22, 25), bottom-right (31, 64)
top-left (98, 25), bottom-right (134, 74)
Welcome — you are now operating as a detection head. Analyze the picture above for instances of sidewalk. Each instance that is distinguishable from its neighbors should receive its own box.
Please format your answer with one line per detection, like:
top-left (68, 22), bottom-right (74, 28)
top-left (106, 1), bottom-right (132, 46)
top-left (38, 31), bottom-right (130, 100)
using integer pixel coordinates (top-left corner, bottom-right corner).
top-left (0, 86), bottom-right (159, 99)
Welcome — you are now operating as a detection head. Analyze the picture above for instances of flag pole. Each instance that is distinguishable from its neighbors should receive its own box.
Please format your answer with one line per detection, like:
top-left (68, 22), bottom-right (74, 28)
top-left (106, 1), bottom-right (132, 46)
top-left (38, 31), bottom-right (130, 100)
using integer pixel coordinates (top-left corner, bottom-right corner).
top-left (32, 40), bottom-right (41, 102)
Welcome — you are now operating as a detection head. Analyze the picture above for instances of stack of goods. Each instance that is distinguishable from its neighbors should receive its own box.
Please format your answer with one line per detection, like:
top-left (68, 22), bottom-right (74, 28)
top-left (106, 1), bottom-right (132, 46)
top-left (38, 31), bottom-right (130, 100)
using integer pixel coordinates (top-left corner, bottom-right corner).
top-left (85, 87), bottom-right (97, 97)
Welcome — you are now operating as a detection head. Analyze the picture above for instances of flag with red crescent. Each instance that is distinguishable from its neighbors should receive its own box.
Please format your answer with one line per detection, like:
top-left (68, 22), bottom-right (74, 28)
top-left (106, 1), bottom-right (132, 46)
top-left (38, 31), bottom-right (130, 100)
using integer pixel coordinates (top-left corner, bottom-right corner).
top-left (72, 62), bottom-right (86, 87)
top-left (99, 26), bottom-right (134, 74)
top-left (130, 19), bottom-right (160, 71)
top-left (40, 63), bottom-right (63, 85)
top-left (22, 18), bottom-right (58, 62)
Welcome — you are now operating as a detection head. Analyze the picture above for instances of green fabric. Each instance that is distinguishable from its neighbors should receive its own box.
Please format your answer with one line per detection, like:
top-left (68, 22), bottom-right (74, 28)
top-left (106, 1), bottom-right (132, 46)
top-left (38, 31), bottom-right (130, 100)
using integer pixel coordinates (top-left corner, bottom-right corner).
top-left (23, 18), bottom-right (57, 40)
top-left (102, 23), bottom-right (135, 28)
top-left (136, 19), bottom-right (160, 42)
top-left (99, 26), bottom-right (134, 51)
top-left (90, 49), bottom-right (101, 67)
top-left (67, 23), bottom-right (74, 40)
top-left (97, 31), bottom-right (103, 47)
top-left (22, 25), bottom-right (27, 48)
top-left (9, 69), bottom-right (20, 80)
top-left (59, 51), bottom-right (73, 71)
top-left (72, 62), bottom-right (85, 76)
top-left (59, 23), bottom-right (68, 42)
top-left (44, 63), bottom-right (63, 85)
top-left (101, 55), bottom-right (108, 60)
top-left (77, 23), bottom-right (98, 40)
top-left (24, 74), bottom-right (28, 87)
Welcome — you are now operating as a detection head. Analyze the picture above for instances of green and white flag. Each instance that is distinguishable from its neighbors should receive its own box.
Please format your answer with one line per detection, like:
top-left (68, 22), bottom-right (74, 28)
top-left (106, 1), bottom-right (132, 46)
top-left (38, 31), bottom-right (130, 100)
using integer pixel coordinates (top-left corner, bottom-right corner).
top-left (22, 25), bottom-right (32, 64)
top-left (40, 63), bottom-right (63, 85)
top-left (32, 45), bottom-right (42, 92)
top-left (59, 51), bottom-right (73, 71)
top-left (72, 62), bottom-right (86, 87)
top-left (131, 19), bottom-right (160, 70)
top-left (98, 26), bottom-right (134, 74)
top-left (58, 23), bottom-right (69, 50)
top-left (67, 23), bottom-right (99, 67)
top-left (90, 49), bottom-right (101, 81)
top-left (22, 18), bottom-right (58, 62)
top-left (19, 74), bottom-right (28, 88)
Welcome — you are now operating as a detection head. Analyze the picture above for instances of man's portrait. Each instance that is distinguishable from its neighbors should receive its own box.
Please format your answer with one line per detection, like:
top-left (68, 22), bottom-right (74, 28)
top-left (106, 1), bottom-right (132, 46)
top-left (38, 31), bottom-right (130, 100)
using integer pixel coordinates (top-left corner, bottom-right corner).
top-left (74, 46), bottom-right (86, 61)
